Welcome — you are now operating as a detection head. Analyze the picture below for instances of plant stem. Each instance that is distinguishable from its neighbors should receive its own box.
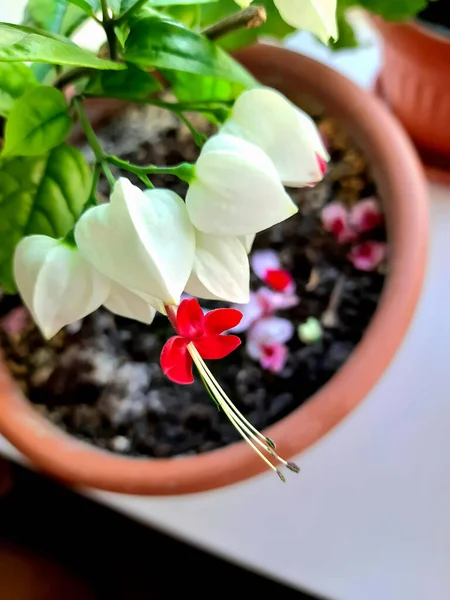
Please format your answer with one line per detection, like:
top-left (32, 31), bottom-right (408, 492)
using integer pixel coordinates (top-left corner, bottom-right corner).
top-left (203, 5), bottom-right (267, 41)
top-left (73, 97), bottom-right (105, 161)
top-left (144, 97), bottom-right (233, 114)
top-left (101, 0), bottom-right (117, 60)
top-left (176, 112), bottom-right (207, 148)
top-left (106, 155), bottom-right (195, 183)
top-left (137, 173), bottom-right (154, 189)
top-left (85, 162), bottom-right (102, 210)
top-left (54, 67), bottom-right (91, 90)
top-left (73, 97), bottom-right (115, 187)
top-left (165, 304), bottom-right (178, 331)
top-left (114, 0), bottom-right (149, 26)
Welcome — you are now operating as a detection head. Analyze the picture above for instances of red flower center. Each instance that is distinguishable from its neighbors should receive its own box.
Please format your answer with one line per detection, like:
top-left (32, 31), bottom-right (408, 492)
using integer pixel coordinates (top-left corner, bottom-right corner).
top-left (264, 268), bottom-right (292, 292)
top-left (361, 211), bottom-right (382, 231)
top-left (357, 242), bottom-right (373, 258)
top-left (331, 217), bottom-right (345, 236)
top-left (160, 299), bottom-right (242, 385)
top-left (262, 344), bottom-right (275, 358)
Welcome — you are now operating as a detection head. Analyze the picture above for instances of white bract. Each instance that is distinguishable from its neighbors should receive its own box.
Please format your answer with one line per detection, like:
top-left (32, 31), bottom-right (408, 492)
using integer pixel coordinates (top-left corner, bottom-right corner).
top-left (75, 178), bottom-right (195, 306)
top-left (234, 0), bottom-right (337, 43)
top-left (185, 230), bottom-right (250, 304)
top-left (221, 87), bottom-right (329, 187)
top-left (186, 134), bottom-right (297, 236)
top-left (13, 235), bottom-right (158, 339)
top-left (13, 235), bottom-right (108, 339)
top-left (103, 282), bottom-right (156, 324)
top-left (239, 234), bottom-right (256, 254)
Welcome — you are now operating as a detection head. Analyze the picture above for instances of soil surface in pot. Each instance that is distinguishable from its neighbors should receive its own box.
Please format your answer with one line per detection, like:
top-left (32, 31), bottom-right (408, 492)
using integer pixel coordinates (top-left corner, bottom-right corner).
top-left (0, 104), bottom-right (387, 458)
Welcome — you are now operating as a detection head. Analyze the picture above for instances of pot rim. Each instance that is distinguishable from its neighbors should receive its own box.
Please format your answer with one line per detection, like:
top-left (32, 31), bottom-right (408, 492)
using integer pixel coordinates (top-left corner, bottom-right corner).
top-left (412, 19), bottom-right (450, 44)
top-left (374, 16), bottom-right (450, 46)
top-left (0, 44), bottom-right (428, 495)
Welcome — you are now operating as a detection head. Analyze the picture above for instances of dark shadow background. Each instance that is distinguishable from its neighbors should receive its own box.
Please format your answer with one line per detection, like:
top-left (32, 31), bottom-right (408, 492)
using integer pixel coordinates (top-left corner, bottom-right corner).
top-left (0, 463), bottom-right (325, 599)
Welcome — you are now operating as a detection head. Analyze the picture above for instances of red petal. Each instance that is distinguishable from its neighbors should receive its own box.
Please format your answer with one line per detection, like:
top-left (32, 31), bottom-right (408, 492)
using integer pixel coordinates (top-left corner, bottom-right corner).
top-left (176, 298), bottom-right (204, 339)
top-left (160, 336), bottom-right (193, 384)
top-left (264, 269), bottom-right (293, 292)
top-left (195, 334), bottom-right (241, 360)
top-left (204, 308), bottom-right (242, 335)
top-left (316, 152), bottom-right (327, 175)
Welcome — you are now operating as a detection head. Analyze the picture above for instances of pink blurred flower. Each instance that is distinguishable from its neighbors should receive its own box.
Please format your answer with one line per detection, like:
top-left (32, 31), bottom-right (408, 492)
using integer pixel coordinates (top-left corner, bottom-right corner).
top-left (231, 291), bottom-right (264, 333)
top-left (1, 307), bottom-right (30, 337)
top-left (348, 241), bottom-right (386, 271)
top-left (231, 287), bottom-right (299, 333)
top-left (321, 198), bottom-right (383, 244)
top-left (247, 317), bottom-right (294, 373)
top-left (251, 250), bottom-right (295, 293)
top-left (321, 202), bottom-right (357, 244)
top-left (349, 198), bottom-right (383, 233)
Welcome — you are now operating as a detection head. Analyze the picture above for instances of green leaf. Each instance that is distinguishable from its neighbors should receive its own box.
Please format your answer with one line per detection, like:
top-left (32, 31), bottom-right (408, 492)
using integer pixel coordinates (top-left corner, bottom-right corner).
top-left (356, 0), bottom-right (428, 20)
top-left (0, 23), bottom-right (126, 70)
top-left (149, 0), bottom-right (218, 5)
top-left (85, 64), bottom-right (162, 98)
top-left (124, 15), bottom-right (256, 85)
top-left (3, 87), bottom-right (72, 158)
top-left (22, 0), bottom-right (71, 81)
top-left (61, 3), bottom-right (91, 36)
top-left (109, 0), bottom-right (216, 14)
top-left (172, 0), bottom-right (294, 51)
top-left (67, 0), bottom-right (99, 14)
top-left (163, 69), bottom-right (247, 104)
top-left (0, 144), bottom-right (92, 293)
top-left (330, 10), bottom-right (358, 50)
top-left (23, 0), bottom-right (69, 34)
top-left (0, 63), bottom-right (39, 117)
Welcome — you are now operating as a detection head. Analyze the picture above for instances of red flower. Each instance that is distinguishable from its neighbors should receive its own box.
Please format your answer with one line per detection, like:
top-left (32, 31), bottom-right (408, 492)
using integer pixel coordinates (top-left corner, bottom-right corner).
top-left (264, 268), bottom-right (293, 292)
top-left (161, 298), bottom-right (242, 384)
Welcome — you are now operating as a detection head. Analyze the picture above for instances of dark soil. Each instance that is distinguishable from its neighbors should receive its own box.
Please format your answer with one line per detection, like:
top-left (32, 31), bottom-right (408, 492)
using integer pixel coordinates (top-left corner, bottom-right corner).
top-left (0, 104), bottom-right (386, 458)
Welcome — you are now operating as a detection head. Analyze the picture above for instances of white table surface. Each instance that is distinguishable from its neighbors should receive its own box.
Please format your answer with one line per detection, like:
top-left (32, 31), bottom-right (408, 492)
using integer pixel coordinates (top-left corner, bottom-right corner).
top-left (1, 6), bottom-right (450, 600)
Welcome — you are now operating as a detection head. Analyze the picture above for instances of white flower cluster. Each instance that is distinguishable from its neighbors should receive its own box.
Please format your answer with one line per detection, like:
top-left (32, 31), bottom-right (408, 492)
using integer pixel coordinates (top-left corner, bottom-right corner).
top-left (235, 0), bottom-right (337, 44)
top-left (14, 88), bottom-right (329, 338)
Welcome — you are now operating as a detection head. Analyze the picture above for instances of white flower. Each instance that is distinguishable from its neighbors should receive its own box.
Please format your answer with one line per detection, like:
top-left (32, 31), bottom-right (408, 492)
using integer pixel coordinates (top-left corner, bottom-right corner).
top-left (75, 178), bottom-right (195, 306)
top-left (103, 282), bottom-right (157, 324)
top-left (185, 230), bottom-right (250, 304)
top-left (13, 235), bottom-right (109, 338)
top-left (234, 0), bottom-right (337, 43)
top-left (186, 134), bottom-right (297, 236)
top-left (239, 233), bottom-right (256, 254)
top-left (221, 87), bottom-right (329, 187)
top-left (274, 0), bottom-right (337, 43)
top-left (14, 235), bottom-right (158, 338)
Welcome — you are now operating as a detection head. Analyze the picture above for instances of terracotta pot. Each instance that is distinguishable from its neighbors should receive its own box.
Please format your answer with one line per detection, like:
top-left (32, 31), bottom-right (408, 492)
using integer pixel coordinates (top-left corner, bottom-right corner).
top-left (374, 18), bottom-right (450, 160)
top-left (0, 45), bottom-right (428, 495)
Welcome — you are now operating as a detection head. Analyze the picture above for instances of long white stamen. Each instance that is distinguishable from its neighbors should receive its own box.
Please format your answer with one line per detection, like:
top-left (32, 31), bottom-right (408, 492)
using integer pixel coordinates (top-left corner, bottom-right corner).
top-left (192, 351), bottom-right (280, 475)
top-left (188, 343), bottom-right (299, 477)
top-left (188, 343), bottom-right (275, 447)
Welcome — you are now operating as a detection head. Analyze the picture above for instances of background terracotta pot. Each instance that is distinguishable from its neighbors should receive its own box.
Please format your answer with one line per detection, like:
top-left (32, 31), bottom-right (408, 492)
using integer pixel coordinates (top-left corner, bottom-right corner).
top-left (0, 45), bottom-right (428, 495)
top-left (374, 18), bottom-right (450, 177)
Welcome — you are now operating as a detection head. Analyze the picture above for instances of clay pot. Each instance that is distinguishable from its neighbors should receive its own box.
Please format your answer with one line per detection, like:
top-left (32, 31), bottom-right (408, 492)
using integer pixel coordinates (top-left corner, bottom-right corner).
top-left (0, 45), bottom-right (428, 495)
top-left (374, 18), bottom-right (450, 178)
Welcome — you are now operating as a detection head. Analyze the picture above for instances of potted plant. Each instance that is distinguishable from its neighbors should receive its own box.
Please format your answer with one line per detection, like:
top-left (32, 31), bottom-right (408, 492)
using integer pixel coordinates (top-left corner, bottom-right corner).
top-left (371, 0), bottom-right (450, 181)
top-left (0, 0), bottom-right (427, 495)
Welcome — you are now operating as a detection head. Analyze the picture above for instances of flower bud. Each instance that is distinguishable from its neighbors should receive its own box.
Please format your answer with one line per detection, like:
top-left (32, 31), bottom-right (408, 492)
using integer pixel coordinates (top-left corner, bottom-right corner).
top-left (186, 134), bottom-right (297, 236)
top-left (222, 87), bottom-right (329, 187)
